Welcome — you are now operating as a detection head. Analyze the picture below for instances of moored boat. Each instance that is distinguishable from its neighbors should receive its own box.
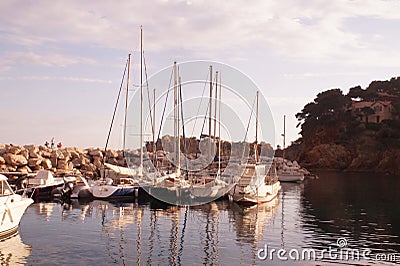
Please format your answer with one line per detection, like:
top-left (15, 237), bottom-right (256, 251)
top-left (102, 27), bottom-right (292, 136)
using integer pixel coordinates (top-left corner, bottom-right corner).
top-left (89, 177), bottom-right (141, 199)
top-left (228, 91), bottom-right (281, 204)
top-left (276, 158), bottom-right (305, 182)
top-left (0, 174), bottom-right (33, 239)
top-left (15, 170), bottom-right (64, 200)
top-left (278, 168), bottom-right (305, 182)
top-left (229, 164), bottom-right (281, 205)
top-left (51, 174), bottom-right (92, 199)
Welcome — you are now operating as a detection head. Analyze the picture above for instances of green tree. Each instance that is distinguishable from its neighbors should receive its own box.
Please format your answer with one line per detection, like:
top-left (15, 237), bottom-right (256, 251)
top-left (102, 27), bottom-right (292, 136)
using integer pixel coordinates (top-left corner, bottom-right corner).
top-left (296, 89), bottom-right (350, 131)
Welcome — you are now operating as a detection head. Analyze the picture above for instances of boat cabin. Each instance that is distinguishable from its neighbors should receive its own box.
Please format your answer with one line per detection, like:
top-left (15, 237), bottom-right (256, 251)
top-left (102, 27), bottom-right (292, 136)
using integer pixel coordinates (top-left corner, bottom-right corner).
top-left (28, 170), bottom-right (56, 186)
top-left (0, 174), bottom-right (13, 196)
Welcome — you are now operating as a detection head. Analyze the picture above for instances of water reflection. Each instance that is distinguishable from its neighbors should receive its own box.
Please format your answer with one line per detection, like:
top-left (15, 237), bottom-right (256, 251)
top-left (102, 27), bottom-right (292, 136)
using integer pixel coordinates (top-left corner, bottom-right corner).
top-left (301, 171), bottom-right (400, 255)
top-left (230, 199), bottom-right (279, 266)
top-left (0, 233), bottom-right (31, 265)
top-left (14, 172), bottom-right (400, 265)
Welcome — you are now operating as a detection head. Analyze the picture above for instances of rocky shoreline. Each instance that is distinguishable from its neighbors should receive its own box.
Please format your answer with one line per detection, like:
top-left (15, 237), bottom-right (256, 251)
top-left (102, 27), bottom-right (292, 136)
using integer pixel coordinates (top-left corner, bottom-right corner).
top-left (285, 143), bottom-right (400, 176)
top-left (0, 143), bottom-right (126, 179)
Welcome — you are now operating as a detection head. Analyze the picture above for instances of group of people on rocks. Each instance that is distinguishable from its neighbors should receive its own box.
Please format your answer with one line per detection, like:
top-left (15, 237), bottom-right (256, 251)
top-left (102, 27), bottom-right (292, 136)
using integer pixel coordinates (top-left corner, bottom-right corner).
top-left (44, 137), bottom-right (62, 149)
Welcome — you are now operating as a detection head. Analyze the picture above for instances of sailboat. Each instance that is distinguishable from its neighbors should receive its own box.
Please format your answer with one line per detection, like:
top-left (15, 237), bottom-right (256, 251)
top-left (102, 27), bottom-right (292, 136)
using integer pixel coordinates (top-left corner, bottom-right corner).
top-left (0, 174), bottom-right (33, 238)
top-left (277, 115), bottom-right (305, 182)
top-left (147, 62), bottom-right (191, 204)
top-left (90, 37), bottom-right (143, 199)
top-left (189, 69), bottom-right (237, 202)
top-left (149, 65), bottom-right (241, 205)
top-left (228, 91), bottom-right (281, 204)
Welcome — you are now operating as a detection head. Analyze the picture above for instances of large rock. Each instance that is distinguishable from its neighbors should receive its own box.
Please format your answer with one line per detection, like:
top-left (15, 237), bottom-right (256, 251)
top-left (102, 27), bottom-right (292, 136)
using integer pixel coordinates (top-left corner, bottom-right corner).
top-left (57, 159), bottom-right (69, 170)
top-left (28, 157), bottom-right (42, 167)
top-left (17, 165), bottom-right (32, 173)
top-left (81, 163), bottom-right (97, 176)
top-left (106, 158), bottom-right (119, 165)
top-left (93, 157), bottom-right (103, 169)
top-left (105, 149), bottom-right (118, 159)
top-left (51, 149), bottom-right (64, 160)
top-left (70, 150), bottom-right (81, 160)
top-left (71, 156), bottom-right (90, 168)
top-left (6, 145), bottom-right (23, 155)
top-left (20, 149), bottom-right (29, 160)
top-left (41, 158), bottom-right (52, 170)
top-left (300, 144), bottom-right (351, 169)
top-left (3, 153), bottom-right (28, 167)
top-left (38, 145), bottom-right (52, 157)
top-left (50, 157), bottom-right (57, 169)
top-left (88, 148), bottom-right (103, 158)
top-left (0, 144), bottom-right (6, 156)
top-left (5, 165), bottom-right (17, 172)
top-left (25, 145), bottom-right (40, 158)
top-left (0, 156), bottom-right (5, 165)
top-left (60, 149), bottom-right (71, 161)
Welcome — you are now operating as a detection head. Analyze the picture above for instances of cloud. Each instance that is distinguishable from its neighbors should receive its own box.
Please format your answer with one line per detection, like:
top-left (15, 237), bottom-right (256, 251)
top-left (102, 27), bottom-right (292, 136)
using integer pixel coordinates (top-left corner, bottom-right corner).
top-left (0, 51), bottom-right (95, 68)
top-left (283, 72), bottom-right (368, 79)
top-left (0, 0), bottom-right (400, 69)
top-left (0, 75), bottom-right (112, 83)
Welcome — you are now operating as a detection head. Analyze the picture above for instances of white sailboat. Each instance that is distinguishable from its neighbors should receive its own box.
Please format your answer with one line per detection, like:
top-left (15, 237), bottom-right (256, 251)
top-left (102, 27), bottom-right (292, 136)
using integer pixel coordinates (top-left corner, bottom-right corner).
top-left (148, 62), bottom-right (191, 203)
top-left (189, 70), bottom-right (236, 201)
top-left (90, 49), bottom-right (140, 199)
top-left (0, 174), bottom-right (33, 238)
top-left (278, 115), bottom-right (305, 182)
top-left (228, 91), bottom-right (281, 204)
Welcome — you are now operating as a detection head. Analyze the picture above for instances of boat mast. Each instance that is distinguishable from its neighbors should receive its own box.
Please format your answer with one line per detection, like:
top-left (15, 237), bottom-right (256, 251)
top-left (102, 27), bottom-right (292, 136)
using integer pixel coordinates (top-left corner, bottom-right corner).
top-left (283, 114), bottom-right (286, 160)
top-left (123, 54), bottom-right (131, 152)
top-left (214, 71), bottom-right (218, 143)
top-left (177, 67), bottom-right (181, 178)
top-left (255, 90), bottom-right (259, 163)
top-left (153, 88), bottom-right (156, 166)
top-left (218, 72), bottom-right (222, 177)
top-left (209, 65), bottom-right (213, 138)
top-left (174, 62), bottom-right (177, 161)
top-left (139, 26), bottom-right (143, 178)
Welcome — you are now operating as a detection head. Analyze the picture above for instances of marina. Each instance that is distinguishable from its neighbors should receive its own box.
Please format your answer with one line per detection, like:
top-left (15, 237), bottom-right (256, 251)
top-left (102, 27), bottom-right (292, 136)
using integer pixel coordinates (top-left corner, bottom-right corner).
top-left (3, 171), bottom-right (399, 265)
top-left (2, 3), bottom-right (400, 265)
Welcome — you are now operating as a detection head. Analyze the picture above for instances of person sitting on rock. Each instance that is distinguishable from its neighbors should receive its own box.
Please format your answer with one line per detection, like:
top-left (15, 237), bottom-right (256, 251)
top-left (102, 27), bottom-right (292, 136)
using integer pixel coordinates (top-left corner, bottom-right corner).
top-left (57, 142), bottom-right (62, 148)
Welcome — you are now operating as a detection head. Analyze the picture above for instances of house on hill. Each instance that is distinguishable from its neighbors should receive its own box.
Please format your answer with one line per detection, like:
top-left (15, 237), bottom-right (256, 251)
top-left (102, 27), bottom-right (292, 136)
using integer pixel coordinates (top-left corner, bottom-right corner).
top-left (352, 100), bottom-right (395, 123)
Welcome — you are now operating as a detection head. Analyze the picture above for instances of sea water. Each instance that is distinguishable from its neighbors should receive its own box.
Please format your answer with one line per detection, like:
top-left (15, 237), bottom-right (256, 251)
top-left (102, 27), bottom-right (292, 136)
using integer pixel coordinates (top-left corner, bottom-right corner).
top-left (2, 171), bottom-right (399, 265)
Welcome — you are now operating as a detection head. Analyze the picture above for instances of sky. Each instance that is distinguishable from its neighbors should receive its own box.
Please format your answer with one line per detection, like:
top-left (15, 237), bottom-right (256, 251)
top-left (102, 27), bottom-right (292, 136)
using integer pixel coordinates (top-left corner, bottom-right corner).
top-left (1, 0), bottom-right (400, 149)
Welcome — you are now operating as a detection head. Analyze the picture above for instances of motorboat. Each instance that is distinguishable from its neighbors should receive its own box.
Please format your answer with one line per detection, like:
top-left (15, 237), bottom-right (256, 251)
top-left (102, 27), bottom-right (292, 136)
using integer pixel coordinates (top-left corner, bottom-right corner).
top-left (277, 160), bottom-right (305, 182)
top-left (0, 174), bottom-right (33, 238)
top-left (89, 177), bottom-right (140, 199)
top-left (15, 170), bottom-right (64, 199)
top-left (51, 174), bottom-right (92, 199)
top-left (228, 164), bottom-right (281, 205)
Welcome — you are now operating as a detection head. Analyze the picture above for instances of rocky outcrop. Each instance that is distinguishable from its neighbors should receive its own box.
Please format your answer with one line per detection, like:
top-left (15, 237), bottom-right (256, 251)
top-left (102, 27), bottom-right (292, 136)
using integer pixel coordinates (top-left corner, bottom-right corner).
top-left (286, 142), bottom-right (400, 175)
top-left (0, 144), bottom-right (128, 179)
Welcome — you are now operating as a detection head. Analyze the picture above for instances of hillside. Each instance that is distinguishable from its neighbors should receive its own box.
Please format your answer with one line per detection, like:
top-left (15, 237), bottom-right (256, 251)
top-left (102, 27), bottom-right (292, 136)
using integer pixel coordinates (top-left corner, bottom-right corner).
top-left (285, 77), bottom-right (400, 175)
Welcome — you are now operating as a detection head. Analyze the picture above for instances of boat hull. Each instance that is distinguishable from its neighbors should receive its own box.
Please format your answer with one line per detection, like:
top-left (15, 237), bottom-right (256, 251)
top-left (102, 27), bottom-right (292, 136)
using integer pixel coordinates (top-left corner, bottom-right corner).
top-left (278, 174), bottom-right (304, 182)
top-left (147, 186), bottom-right (191, 205)
top-left (90, 185), bottom-right (144, 199)
top-left (25, 183), bottom-right (65, 200)
top-left (0, 195), bottom-right (33, 239)
top-left (229, 181), bottom-right (281, 205)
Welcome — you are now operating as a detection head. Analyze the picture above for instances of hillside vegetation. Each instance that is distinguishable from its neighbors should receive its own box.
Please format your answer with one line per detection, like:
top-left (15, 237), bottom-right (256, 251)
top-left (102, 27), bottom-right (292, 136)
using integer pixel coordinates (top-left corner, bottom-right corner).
top-left (286, 77), bottom-right (400, 175)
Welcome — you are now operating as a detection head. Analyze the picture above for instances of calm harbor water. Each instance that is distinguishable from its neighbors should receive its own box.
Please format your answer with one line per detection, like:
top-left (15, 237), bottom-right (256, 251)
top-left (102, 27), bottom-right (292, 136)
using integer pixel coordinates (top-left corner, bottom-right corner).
top-left (2, 171), bottom-right (400, 265)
